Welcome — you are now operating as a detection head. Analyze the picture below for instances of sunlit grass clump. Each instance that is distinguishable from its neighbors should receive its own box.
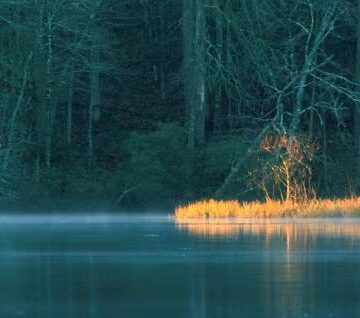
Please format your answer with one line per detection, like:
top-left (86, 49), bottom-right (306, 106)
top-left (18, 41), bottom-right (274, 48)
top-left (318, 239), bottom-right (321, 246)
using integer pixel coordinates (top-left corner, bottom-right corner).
top-left (175, 198), bottom-right (360, 220)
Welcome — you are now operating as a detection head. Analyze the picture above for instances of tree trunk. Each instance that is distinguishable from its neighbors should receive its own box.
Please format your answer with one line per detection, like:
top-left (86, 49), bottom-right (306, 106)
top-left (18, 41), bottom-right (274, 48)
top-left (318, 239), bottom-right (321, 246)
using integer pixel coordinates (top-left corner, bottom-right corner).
top-left (225, 21), bottom-right (233, 131)
top-left (355, 0), bottom-right (360, 192)
top-left (41, 0), bottom-right (55, 180)
top-left (88, 43), bottom-right (101, 170)
top-left (67, 66), bottom-right (74, 146)
top-left (183, 0), bottom-right (206, 149)
top-left (213, 0), bottom-right (223, 132)
top-left (3, 53), bottom-right (32, 170)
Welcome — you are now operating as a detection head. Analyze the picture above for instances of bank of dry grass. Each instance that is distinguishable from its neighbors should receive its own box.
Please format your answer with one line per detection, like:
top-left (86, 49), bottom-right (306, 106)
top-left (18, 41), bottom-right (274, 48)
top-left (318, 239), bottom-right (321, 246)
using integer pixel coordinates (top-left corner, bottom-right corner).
top-left (175, 198), bottom-right (360, 220)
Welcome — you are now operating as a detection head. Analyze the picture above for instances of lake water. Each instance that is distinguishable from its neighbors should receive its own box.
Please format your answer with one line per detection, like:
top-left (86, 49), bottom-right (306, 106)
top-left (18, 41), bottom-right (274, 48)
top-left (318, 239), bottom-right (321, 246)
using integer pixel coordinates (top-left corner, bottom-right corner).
top-left (1, 215), bottom-right (360, 318)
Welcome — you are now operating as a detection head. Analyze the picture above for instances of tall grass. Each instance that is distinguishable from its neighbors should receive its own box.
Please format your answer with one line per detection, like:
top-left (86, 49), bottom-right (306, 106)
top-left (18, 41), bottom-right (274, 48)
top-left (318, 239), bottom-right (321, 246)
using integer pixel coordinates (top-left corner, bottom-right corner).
top-left (175, 198), bottom-right (360, 220)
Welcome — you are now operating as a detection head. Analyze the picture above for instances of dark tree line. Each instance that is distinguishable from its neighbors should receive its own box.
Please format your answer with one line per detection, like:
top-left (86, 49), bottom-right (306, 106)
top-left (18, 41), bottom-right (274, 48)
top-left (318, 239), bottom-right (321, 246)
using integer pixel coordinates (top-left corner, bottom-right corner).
top-left (0, 0), bottom-right (359, 209)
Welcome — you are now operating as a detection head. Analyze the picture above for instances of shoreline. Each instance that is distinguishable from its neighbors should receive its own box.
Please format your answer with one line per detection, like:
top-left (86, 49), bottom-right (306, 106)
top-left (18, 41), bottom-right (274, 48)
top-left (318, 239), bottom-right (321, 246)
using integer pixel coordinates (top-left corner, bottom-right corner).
top-left (175, 217), bottom-right (360, 224)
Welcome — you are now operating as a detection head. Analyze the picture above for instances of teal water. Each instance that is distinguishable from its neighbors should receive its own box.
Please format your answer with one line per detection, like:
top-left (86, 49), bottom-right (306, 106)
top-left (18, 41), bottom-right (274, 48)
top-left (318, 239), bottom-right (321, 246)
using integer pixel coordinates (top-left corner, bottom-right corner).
top-left (1, 215), bottom-right (360, 318)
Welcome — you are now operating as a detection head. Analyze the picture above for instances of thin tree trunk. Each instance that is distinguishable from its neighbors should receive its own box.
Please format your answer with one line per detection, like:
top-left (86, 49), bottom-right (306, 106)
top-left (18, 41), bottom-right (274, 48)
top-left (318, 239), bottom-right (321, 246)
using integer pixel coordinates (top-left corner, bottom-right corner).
top-left (213, 1), bottom-right (223, 132)
top-left (67, 66), bottom-right (74, 146)
top-left (44, 0), bottom-right (54, 178)
top-left (159, 3), bottom-right (166, 98)
top-left (3, 52), bottom-right (32, 170)
top-left (285, 162), bottom-right (291, 201)
top-left (88, 44), bottom-right (101, 170)
top-left (183, 0), bottom-right (206, 149)
top-left (356, 0), bottom-right (360, 192)
top-left (322, 112), bottom-right (329, 194)
top-left (225, 21), bottom-right (233, 131)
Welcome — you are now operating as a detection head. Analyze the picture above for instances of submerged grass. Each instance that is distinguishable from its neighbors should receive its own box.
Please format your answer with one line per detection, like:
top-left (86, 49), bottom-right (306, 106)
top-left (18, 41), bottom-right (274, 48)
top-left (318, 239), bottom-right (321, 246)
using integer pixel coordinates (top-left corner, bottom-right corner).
top-left (175, 198), bottom-right (360, 220)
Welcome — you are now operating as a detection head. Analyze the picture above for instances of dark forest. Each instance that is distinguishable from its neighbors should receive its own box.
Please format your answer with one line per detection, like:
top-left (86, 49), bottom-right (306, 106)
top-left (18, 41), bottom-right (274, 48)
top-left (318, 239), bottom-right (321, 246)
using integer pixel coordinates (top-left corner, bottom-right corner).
top-left (0, 0), bottom-right (359, 211)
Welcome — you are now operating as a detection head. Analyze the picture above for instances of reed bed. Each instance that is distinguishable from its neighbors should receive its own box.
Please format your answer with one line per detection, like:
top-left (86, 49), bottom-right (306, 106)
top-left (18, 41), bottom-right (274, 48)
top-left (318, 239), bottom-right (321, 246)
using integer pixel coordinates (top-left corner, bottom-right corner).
top-left (175, 198), bottom-right (360, 220)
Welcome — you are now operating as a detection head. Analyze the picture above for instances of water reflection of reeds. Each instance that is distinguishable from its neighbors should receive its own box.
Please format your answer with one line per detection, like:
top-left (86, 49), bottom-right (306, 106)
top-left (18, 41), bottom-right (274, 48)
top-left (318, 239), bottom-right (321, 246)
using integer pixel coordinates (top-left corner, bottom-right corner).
top-left (177, 219), bottom-right (360, 317)
top-left (176, 220), bottom-right (360, 242)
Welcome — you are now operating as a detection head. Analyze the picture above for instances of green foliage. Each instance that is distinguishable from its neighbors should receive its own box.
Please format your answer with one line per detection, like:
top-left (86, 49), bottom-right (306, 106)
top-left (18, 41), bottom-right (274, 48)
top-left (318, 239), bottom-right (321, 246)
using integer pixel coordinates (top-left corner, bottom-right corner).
top-left (117, 127), bottom-right (261, 207)
top-left (118, 124), bottom-right (192, 207)
top-left (318, 130), bottom-right (356, 197)
top-left (195, 136), bottom-right (248, 197)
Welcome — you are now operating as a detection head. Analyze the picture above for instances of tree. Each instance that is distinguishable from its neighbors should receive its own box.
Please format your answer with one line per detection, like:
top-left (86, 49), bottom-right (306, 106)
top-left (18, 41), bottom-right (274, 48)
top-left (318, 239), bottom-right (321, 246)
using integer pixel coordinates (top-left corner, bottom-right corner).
top-left (215, 0), bottom-right (357, 198)
top-left (183, 0), bottom-right (207, 149)
top-left (356, 0), bottom-right (360, 191)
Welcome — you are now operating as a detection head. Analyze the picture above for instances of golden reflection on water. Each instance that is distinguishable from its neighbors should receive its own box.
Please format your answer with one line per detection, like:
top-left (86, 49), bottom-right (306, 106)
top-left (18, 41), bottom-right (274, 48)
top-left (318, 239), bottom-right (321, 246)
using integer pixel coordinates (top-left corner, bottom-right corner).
top-left (175, 220), bottom-right (360, 317)
top-left (176, 220), bottom-right (360, 243)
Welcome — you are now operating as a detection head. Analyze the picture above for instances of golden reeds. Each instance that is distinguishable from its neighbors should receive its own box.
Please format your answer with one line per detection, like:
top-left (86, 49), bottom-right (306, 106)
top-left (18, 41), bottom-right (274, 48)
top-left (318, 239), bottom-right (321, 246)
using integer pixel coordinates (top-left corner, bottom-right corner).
top-left (175, 198), bottom-right (360, 220)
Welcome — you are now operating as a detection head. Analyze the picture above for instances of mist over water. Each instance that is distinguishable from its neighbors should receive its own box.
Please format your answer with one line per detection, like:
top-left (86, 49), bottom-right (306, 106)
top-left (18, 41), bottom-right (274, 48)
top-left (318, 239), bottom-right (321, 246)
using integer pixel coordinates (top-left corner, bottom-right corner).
top-left (1, 215), bottom-right (360, 317)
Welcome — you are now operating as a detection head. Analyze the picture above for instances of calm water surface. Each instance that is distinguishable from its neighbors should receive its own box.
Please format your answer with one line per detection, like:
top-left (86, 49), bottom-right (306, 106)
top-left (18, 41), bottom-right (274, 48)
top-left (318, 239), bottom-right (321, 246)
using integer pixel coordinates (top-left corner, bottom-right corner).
top-left (1, 215), bottom-right (360, 318)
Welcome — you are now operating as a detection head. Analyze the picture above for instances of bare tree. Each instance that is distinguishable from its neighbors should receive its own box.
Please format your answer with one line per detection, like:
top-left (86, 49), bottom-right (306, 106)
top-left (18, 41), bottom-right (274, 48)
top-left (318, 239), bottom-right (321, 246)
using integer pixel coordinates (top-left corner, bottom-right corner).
top-left (215, 0), bottom-right (357, 198)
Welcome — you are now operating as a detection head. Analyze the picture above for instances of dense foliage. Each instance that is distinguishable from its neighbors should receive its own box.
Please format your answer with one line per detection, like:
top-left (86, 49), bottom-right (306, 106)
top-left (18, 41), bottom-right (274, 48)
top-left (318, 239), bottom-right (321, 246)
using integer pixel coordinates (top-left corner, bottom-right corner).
top-left (0, 0), bottom-right (359, 210)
